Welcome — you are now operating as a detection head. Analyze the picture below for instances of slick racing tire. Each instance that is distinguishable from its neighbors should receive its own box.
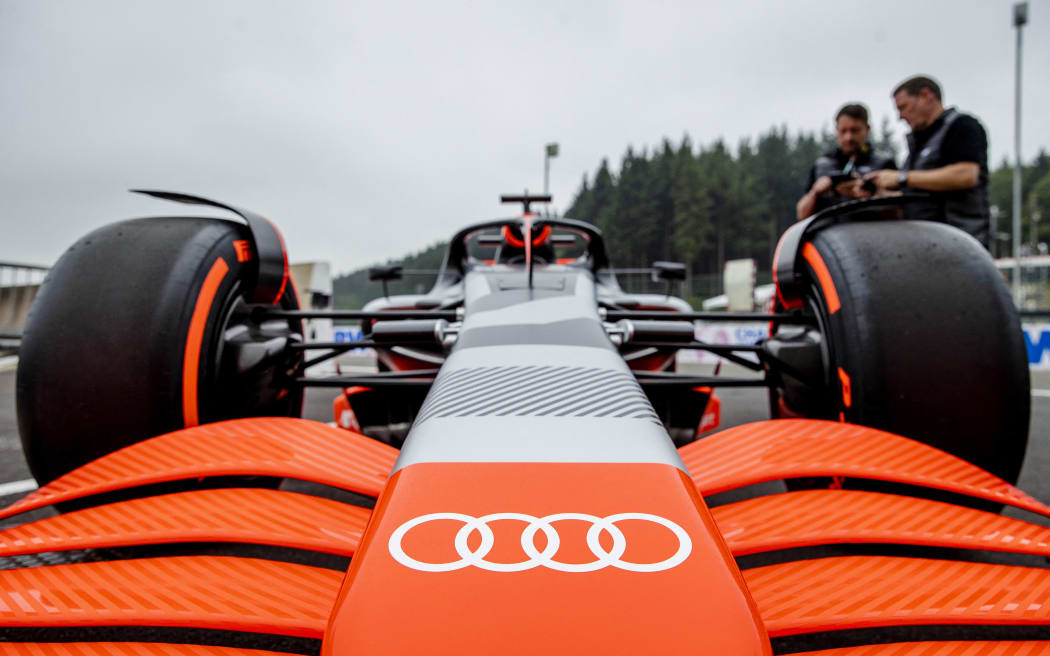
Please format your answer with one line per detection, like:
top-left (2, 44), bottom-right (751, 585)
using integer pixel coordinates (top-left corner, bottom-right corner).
top-left (16, 217), bottom-right (304, 486)
top-left (770, 220), bottom-right (1030, 486)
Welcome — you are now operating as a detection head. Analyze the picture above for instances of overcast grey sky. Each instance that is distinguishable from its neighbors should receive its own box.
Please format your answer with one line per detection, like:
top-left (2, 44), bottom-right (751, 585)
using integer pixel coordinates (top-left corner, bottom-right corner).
top-left (2, 0), bottom-right (1048, 272)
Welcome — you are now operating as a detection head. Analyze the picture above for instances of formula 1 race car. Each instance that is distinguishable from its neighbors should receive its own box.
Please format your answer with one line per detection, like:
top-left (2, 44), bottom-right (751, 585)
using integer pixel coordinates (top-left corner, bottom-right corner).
top-left (2, 191), bottom-right (1047, 655)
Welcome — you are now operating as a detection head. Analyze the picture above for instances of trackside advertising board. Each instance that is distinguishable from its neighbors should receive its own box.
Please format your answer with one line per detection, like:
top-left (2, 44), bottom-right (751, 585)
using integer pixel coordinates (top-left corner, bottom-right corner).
top-left (333, 326), bottom-right (372, 353)
top-left (337, 324), bottom-right (1050, 369)
top-left (1023, 324), bottom-right (1050, 369)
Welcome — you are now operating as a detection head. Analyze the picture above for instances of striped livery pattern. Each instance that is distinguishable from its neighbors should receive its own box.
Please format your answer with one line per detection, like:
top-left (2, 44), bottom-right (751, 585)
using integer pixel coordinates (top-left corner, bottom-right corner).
top-left (791, 643), bottom-right (1050, 655)
top-left (0, 488), bottom-right (368, 557)
top-left (745, 556), bottom-right (1050, 636)
top-left (687, 420), bottom-right (1050, 653)
top-left (0, 417), bottom-right (397, 521)
top-left (0, 645), bottom-right (296, 656)
top-left (680, 419), bottom-right (1050, 516)
top-left (0, 556), bottom-right (343, 637)
top-left (1, 417), bottom-right (1049, 654)
top-left (414, 365), bottom-right (661, 424)
top-left (711, 489), bottom-right (1050, 557)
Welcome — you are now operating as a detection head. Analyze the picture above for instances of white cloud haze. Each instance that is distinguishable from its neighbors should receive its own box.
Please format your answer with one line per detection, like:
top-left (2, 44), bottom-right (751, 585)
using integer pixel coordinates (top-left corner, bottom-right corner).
top-left (2, 0), bottom-right (1048, 272)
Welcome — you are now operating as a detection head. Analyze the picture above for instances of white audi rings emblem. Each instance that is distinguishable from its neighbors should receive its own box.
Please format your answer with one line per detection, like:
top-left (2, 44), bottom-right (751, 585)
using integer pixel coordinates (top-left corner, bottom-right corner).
top-left (388, 512), bottom-right (692, 573)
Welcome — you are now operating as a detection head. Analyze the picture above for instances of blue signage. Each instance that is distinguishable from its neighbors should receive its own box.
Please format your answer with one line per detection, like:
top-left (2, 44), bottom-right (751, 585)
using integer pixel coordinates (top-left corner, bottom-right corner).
top-left (1023, 324), bottom-right (1050, 367)
top-left (332, 326), bottom-right (372, 353)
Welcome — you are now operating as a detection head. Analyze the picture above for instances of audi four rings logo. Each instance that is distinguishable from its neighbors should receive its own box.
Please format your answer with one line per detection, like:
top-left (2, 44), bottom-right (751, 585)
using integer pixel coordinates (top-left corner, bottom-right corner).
top-left (388, 512), bottom-right (692, 573)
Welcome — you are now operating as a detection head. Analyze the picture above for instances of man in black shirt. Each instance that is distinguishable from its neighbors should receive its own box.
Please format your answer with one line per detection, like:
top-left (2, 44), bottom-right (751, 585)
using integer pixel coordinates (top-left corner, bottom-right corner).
top-left (796, 103), bottom-right (897, 220)
top-left (865, 75), bottom-right (991, 248)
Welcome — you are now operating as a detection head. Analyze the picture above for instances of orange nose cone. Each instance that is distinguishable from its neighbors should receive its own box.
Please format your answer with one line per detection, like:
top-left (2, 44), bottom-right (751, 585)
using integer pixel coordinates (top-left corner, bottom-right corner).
top-left (322, 462), bottom-right (771, 656)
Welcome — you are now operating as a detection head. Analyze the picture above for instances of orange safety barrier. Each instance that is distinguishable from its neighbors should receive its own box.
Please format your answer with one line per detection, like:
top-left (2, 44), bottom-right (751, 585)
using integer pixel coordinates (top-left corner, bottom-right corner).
top-left (793, 642), bottom-right (1050, 655)
top-left (0, 488), bottom-right (369, 557)
top-left (0, 418), bottom-right (397, 521)
top-left (0, 645), bottom-right (297, 656)
top-left (680, 419), bottom-right (1050, 517)
top-left (0, 556), bottom-right (342, 637)
top-left (745, 556), bottom-right (1050, 637)
top-left (712, 489), bottom-right (1050, 557)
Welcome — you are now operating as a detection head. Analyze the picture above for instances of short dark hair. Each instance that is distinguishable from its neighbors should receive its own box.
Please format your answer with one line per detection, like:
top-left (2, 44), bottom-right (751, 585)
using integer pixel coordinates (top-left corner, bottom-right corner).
top-left (835, 103), bottom-right (869, 124)
top-left (894, 75), bottom-right (942, 101)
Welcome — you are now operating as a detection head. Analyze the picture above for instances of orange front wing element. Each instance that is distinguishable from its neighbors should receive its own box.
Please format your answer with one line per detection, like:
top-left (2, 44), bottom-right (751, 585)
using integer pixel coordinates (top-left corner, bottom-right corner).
top-left (1, 418), bottom-right (1049, 654)
top-left (0, 417), bottom-right (398, 520)
top-left (680, 419), bottom-right (1050, 516)
top-left (746, 556), bottom-right (1050, 636)
top-left (0, 645), bottom-right (297, 656)
top-left (0, 556), bottom-right (342, 637)
top-left (712, 489), bottom-right (1050, 558)
top-left (791, 642), bottom-right (1050, 655)
top-left (0, 488), bottom-right (369, 558)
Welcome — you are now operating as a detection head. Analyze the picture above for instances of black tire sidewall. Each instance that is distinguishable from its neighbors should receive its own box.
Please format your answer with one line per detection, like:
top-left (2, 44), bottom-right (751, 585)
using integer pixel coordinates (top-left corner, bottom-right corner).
top-left (804, 220), bottom-right (1030, 483)
top-left (17, 217), bottom-right (301, 484)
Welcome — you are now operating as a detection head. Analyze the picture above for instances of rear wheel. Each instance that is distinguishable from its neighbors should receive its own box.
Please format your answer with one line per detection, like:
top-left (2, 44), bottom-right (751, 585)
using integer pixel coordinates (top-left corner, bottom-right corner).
top-left (767, 220), bottom-right (1030, 485)
top-left (17, 217), bottom-right (303, 485)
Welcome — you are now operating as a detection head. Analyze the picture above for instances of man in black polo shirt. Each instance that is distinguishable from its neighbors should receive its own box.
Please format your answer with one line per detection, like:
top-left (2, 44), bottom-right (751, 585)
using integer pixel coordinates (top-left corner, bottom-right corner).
top-left (864, 75), bottom-right (991, 248)
top-left (796, 103), bottom-right (897, 220)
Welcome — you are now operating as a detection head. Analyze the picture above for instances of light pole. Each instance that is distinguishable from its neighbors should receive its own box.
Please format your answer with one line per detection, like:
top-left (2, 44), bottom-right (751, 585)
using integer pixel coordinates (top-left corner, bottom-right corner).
top-left (1012, 2), bottom-right (1028, 300)
top-left (1033, 209), bottom-right (1043, 255)
top-left (991, 205), bottom-right (1000, 258)
top-left (544, 143), bottom-right (559, 209)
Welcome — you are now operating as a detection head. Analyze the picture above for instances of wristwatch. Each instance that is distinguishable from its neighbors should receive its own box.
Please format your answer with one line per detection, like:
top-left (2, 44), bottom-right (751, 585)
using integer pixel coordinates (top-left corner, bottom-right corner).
top-left (898, 171), bottom-right (909, 188)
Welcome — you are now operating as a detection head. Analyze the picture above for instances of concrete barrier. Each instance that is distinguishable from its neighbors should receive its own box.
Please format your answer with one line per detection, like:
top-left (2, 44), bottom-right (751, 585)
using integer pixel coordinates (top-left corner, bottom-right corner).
top-left (0, 263), bottom-right (48, 351)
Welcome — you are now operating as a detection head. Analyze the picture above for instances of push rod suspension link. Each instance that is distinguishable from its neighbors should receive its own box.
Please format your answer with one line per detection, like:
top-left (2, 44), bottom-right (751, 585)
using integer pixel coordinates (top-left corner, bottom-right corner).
top-left (604, 310), bottom-right (812, 323)
top-left (257, 309), bottom-right (459, 321)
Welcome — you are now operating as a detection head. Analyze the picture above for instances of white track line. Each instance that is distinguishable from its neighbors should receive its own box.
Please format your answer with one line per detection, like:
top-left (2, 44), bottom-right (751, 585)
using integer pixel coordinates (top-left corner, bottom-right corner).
top-left (0, 478), bottom-right (37, 497)
top-left (1033, 389), bottom-right (1050, 397)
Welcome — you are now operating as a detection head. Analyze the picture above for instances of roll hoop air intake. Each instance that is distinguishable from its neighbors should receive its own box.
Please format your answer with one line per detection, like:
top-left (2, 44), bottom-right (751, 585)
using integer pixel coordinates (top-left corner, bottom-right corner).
top-left (772, 194), bottom-right (929, 310)
top-left (131, 190), bottom-right (290, 304)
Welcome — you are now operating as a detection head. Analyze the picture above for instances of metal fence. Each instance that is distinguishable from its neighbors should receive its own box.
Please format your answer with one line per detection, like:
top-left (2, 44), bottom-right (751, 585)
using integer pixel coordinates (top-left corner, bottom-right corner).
top-left (612, 269), bottom-right (721, 303)
top-left (995, 256), bottom-right (1050, 311)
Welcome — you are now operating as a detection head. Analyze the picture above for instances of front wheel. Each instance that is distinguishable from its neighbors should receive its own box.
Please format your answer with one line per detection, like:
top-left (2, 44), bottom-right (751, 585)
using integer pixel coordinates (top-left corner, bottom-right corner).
top-left (767, 220), bottom-right (1030, 485)
top-left (17, 216), bottom-right (303, 485)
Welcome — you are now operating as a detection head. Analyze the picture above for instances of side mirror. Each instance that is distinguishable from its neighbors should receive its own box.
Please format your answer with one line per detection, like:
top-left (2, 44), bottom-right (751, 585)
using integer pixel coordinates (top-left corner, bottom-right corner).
top-left (369, 265), bottom-right (403, 282)
top-left (651, 261), bottom-right (687, 297)
top-left (369, 265), bottom-right (403, 298)
top-left (651, 261), bottom-right (687, 281)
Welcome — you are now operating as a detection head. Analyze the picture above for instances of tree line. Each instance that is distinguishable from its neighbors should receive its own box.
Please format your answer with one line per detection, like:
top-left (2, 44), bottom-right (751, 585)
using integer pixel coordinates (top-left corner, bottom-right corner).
top-left (333, 241), bottom-right (446, 311)
top-left (333, 123), bottom-right (1050, 308)
top-left (988, 152), bottom-right (1050, 256)
top-left (567, 127), bottom-right (1050, 273)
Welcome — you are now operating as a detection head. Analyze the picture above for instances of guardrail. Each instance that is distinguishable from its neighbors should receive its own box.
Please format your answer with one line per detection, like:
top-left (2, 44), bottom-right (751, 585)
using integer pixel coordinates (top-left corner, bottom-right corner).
top-left (0, 262), bottom-right (49, 350)
top-left (996, 256), bottom-right (1050, 311)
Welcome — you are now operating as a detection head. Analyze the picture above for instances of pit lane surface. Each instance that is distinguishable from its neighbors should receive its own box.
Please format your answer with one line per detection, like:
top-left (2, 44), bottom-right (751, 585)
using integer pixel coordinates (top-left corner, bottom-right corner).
top-left (1, 361), bottom-right (1048, 529)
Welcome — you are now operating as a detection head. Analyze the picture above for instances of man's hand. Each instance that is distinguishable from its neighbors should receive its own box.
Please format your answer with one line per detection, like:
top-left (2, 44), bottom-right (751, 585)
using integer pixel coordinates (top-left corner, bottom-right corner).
top-left (797, 175), bottom-right (833, 220)
top-left (811, 176), bottom-right (832, 195)
top-left (868, 163), bottom-right (979, 192)
top-left (864, 169), bottom-right (902, 192)
top-left (833, 178), bottom-right (872, 199)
